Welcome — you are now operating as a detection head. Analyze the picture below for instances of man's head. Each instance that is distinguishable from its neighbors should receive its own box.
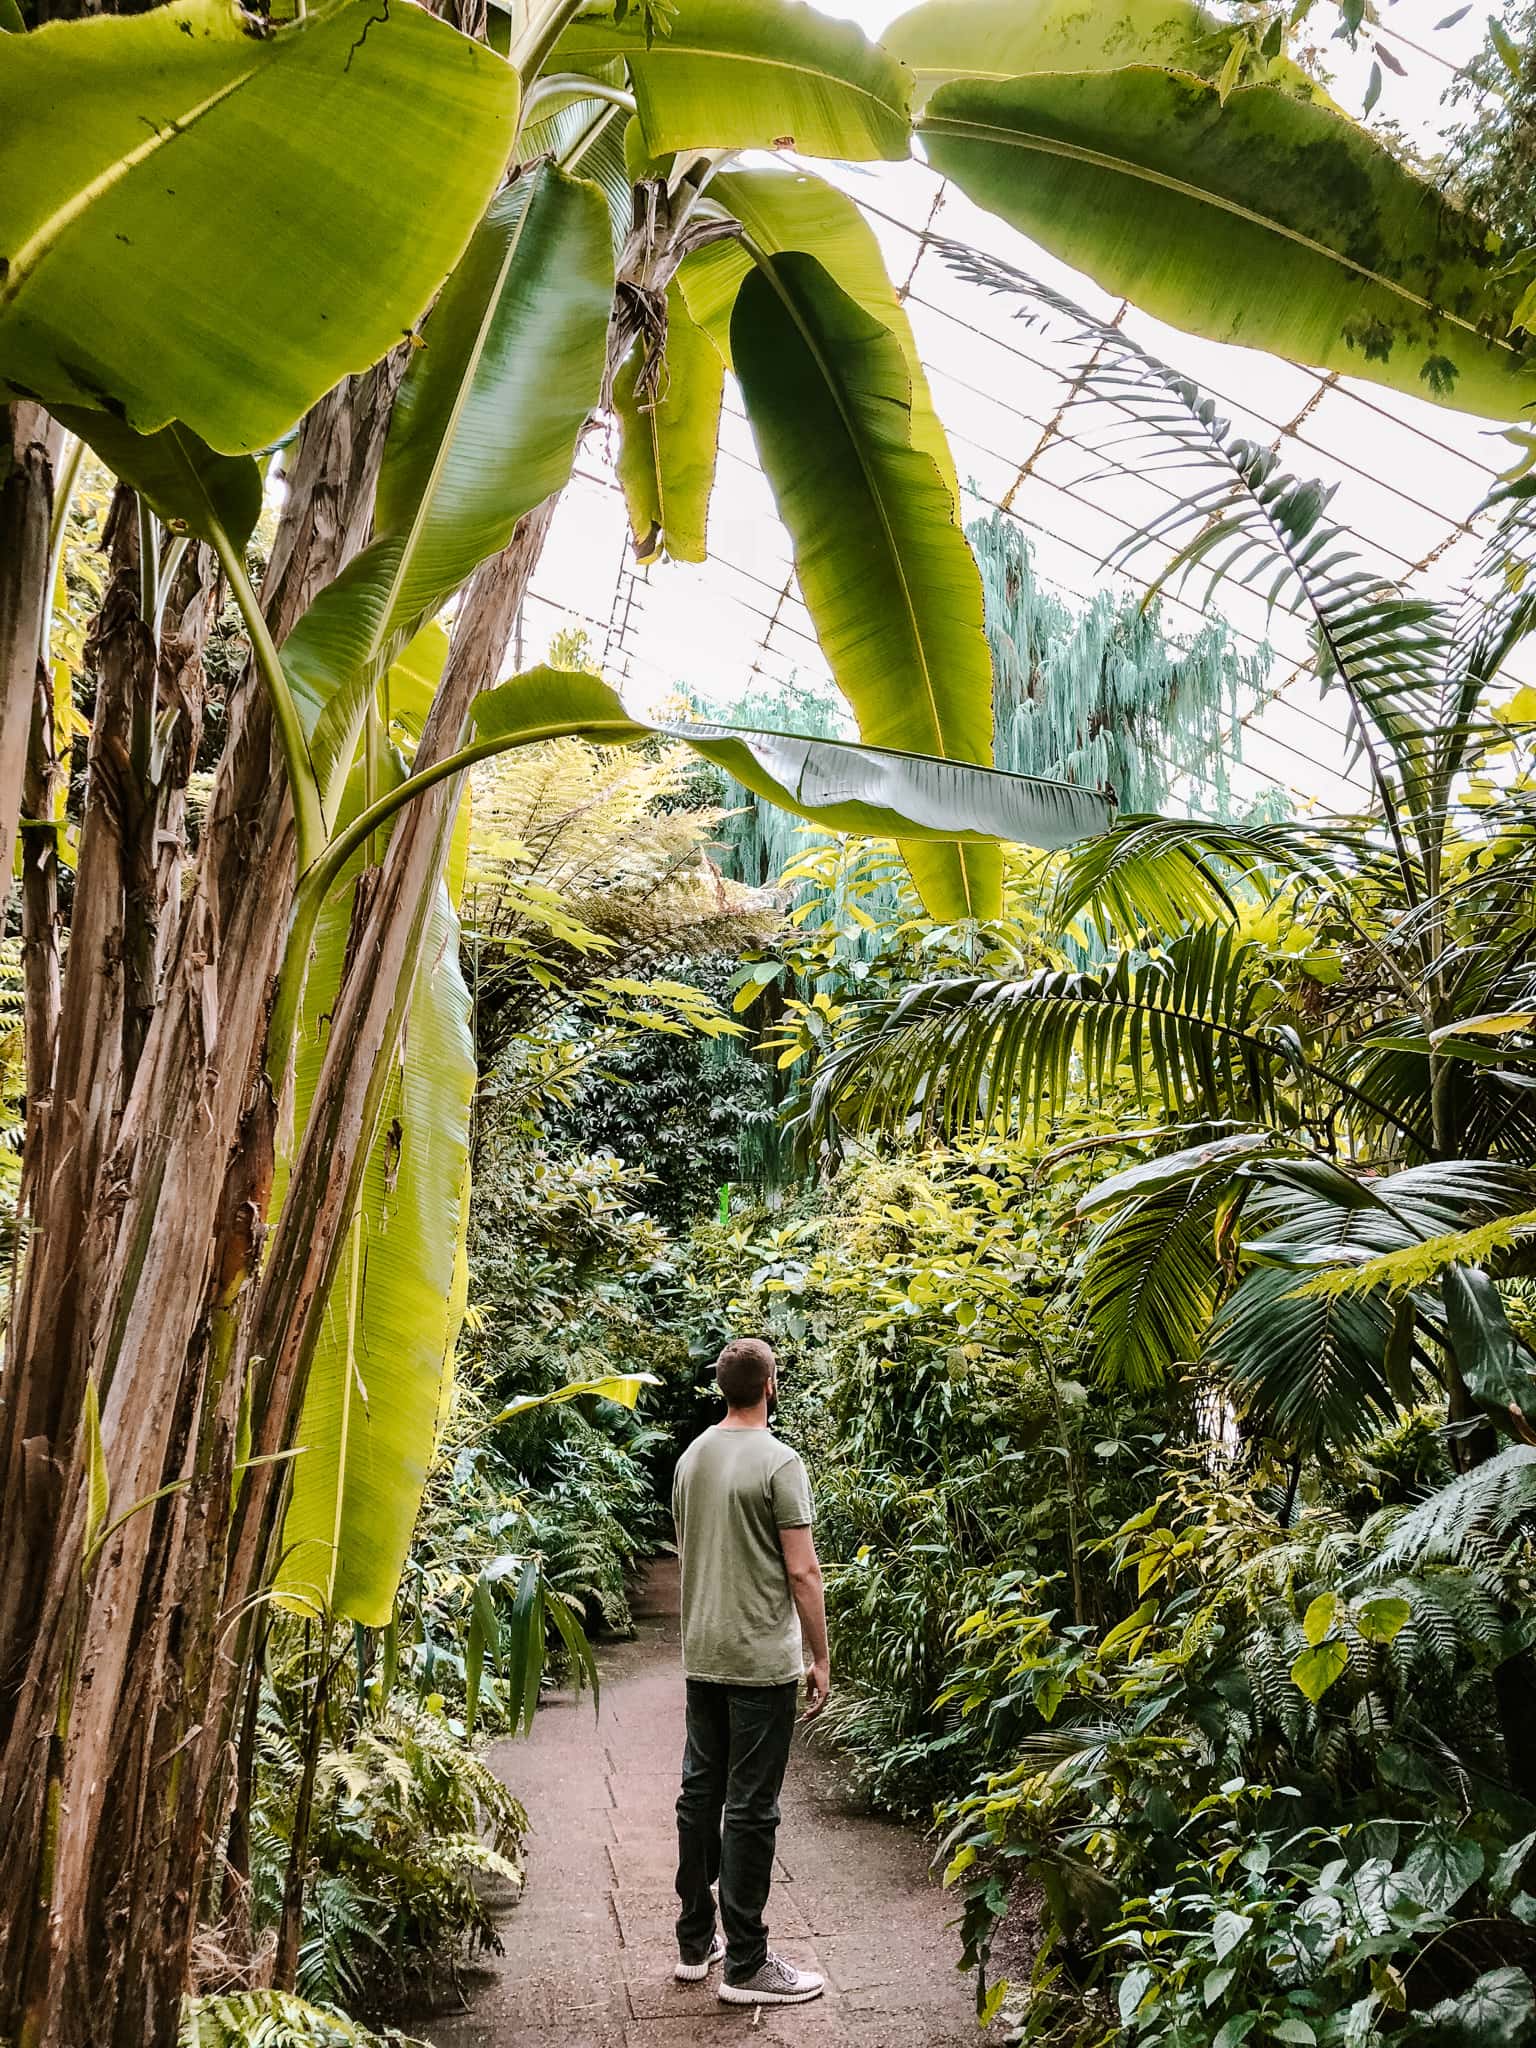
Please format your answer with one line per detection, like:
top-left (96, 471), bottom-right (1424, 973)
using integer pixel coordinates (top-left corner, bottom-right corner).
top-left (715, 1336), bottom-right (777, 1412)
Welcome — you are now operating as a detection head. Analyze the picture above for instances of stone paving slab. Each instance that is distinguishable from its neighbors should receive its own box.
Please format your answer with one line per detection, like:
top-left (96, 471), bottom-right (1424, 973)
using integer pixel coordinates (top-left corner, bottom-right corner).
top-left (414, 1559), bottom-right (988, 2048)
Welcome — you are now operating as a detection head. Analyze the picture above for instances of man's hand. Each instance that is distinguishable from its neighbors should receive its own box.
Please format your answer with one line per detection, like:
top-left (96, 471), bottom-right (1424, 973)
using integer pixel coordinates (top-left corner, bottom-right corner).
top-left (801, 1657), bottom-right (830, 1721)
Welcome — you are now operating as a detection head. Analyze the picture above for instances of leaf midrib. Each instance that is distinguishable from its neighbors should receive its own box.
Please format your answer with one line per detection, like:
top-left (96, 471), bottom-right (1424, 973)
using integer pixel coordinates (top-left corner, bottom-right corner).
top-left (920, 105), bottom-right (1524, 357)
top-left (578, 36), bottom-right (907, 134)
top-left (745, 256), bottom-right (970, 905)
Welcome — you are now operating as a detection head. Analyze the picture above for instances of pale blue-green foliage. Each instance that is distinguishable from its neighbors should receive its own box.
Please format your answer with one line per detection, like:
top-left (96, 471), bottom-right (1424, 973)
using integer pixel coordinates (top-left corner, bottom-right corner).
top-left (971, 508), bottom-right (1271, 818)
top-left (704, 521), bottom-right (1276, 931)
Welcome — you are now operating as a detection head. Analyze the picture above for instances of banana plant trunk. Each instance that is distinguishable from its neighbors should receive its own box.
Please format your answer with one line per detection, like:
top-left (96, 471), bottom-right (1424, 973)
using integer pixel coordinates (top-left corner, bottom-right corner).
top-left (0, 406), bottom-right (63, 928)
top-left (0, 360), bottom-right (416, 2047)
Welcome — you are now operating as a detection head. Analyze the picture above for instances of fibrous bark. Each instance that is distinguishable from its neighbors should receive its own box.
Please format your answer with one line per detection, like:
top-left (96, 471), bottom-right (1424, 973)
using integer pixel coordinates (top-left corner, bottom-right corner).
top-left (0, 362), bottom-right (402, 2048)
top-left (0, 406), bottom-right (62, 928)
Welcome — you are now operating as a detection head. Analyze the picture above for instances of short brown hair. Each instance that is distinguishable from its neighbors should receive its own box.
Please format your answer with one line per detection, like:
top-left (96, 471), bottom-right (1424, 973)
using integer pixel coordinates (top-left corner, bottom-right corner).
top-left (715, 1337), bottom-right (776, 1409)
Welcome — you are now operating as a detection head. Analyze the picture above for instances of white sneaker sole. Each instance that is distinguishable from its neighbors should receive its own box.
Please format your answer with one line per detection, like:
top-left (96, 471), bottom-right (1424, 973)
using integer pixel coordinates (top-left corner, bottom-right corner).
top-left (718, 1980), bottom-right (825, 2005)
top-left (675, 1941), bottom-right (726, 1982)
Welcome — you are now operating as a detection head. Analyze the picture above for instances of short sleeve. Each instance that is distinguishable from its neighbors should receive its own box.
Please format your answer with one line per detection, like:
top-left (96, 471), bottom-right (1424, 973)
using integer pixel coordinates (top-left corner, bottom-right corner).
top-left (771, 1450), bottom-right (813, 1529)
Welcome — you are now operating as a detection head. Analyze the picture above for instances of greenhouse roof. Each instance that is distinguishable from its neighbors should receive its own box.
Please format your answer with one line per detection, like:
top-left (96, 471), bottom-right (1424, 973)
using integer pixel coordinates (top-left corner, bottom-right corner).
top-left (519, 2), bottom-right (1534, 825)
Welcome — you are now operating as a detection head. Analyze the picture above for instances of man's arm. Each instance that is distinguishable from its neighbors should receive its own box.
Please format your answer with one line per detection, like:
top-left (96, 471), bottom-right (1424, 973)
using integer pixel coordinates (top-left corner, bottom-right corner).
top-left (778, 1523), bottom-right (830, 1719)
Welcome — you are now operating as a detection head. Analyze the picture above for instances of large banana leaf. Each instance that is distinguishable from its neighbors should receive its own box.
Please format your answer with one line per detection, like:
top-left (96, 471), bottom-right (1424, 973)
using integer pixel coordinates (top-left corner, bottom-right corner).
top-left (730, 252), bottom-right (998, 919)
top-left (0, 0), bottom-right (519, 453)
top-left (468, 667), bottom-right (1108, 849)
top-left (919, 68), bottom-right (1533, 420)
top-left (886, 0), bottom-right (1223, 101)
top-left (613, 282), bottom-right (723, 564)
top-left (678, 166), bottom-right (957, 503)
top-left (50, 410), bottom-right (262, 553)
top-left (552, 0), bottom-right (911, 160)
top-left (277, 777), bottom-right (475, 1627)
top-left (281, 163), bottom-right (614, 826)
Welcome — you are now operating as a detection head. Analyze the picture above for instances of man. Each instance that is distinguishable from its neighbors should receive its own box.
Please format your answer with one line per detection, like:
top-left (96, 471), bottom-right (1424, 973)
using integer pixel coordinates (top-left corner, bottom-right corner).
top-left (670, 1336), bottom-right (830, 2006)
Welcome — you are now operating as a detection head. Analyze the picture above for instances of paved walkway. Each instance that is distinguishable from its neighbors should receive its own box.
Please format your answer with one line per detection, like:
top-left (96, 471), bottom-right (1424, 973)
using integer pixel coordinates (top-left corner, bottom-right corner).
top-left (416, 1559), bottom-right (983, 2048)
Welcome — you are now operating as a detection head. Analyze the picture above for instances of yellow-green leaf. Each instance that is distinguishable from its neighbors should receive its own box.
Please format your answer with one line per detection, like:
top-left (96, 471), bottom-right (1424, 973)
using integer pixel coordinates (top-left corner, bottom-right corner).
top-left (920, 68), bottom-right (1534, 420)
top-left (0, 0), bottom-right (519, 452)
top-left (1290, 1638), bottom-right (1349, 1702)
top-left (678, 164), bottom-right (958, 503)
top-left (553, 0), bottom-right (912, 160)
top-left (613, 283), bottom-right (723, 564)
top-left (730, 252), bottom-right (1000, 920)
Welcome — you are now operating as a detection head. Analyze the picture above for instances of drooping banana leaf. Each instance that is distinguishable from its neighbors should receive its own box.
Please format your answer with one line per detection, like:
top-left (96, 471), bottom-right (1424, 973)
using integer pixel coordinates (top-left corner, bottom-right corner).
top-left (919, 68), bottom-right (1533, 420)
top-left (49, 411), bottom-right (262, 553)
top-left (280, 162), bottom-right (614, 827)
top-left (885, 0), bottom-right (1226, 104)
top-left (613, 282), bottom-right (723, 563)
top-left (276, 765), bottom-right (475, 1628)
top-left (677, 165), bottom-right (957, 502)
top-left (467, 667), bottom-right (1110, 853)
top-left (0, 0), bottom-right (519, 452)
top-left (729, 252), bottom-right (999, 919)
top-left (551, 0), bottom-right (912, 160)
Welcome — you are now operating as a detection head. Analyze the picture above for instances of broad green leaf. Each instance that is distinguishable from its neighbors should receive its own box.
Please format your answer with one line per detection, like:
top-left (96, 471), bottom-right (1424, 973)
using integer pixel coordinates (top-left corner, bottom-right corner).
top-left (1424, 1969), bottom-right (1535, 2046)
top-left (1356, 1594), bottom-right (1410, 1643)
top-left (1290, 1638), bottom-right (1349, 1703)
top-left (553, 0), bottom-right (912, 159)
top-left (1404, 1829), bottom-right (1483, 1915)
top-left (613, 283), bottom-right (723, 563)
top-left (731, 252), bottom-right (1001, 920)
top-left (886, 0), bottom-right (1222, 104)
top-left (1302, 1591), bottom-right (1341, 1646)
top-left (1117, 1965), bottom-right (1153, 2024)
top-left (1211, 1909), bottom-right (1252, 1961)
top-left (282, 163), bottom-right (614, 825)
top-left (920, 70), bottom-right (1535, 420)
top-left (466, 668), bottom-right (1111, 854)
top-left (1443, 1266), bottom-right (1536, 1422)
top-left (277, 770), bottom-right (476, 1628)
top-left (0, 0), bottom-right (519, 452)
top-left (51, 411), bottom-right (262, 553)
top-left (678, 165), bottom-right (957, 501)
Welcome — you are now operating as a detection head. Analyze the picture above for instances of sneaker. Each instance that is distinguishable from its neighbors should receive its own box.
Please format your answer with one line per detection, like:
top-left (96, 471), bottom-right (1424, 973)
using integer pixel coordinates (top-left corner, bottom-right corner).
top-left (675, 1931), bottom-right (726, 1982)
top-left (718, 1952), bottom-right (825, 2005)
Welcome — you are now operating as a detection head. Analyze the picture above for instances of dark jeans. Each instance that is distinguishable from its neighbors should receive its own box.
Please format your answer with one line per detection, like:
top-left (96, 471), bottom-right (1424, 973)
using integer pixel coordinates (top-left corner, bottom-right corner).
top-left (675, 1677), bottom-right (799, 1981)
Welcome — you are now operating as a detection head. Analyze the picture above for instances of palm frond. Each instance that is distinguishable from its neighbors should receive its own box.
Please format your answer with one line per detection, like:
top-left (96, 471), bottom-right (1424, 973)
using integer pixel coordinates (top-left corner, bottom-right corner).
top-left (1437, 476), bottom-right (1536, 814)
top-left (1079, 1171), bottom-right (1226, 1389)
top-left (941, 241), bottom-right (1450, 878)
top-left (1050, 814), bottom-right (1334, 939)
top-left (806, 926), bottom-right (1407, 1145)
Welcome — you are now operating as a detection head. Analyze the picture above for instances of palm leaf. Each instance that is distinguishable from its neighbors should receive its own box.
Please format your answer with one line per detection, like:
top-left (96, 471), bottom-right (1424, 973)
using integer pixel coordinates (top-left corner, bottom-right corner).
top-left (1080, 1170), bottom-right (1228, 1389)
top-left (807, 926), bottom-right (1367, 1143)
top-left (941, 244), bottom-right (1450, 871)
top-left (1051, 814), bottom-right (1333, 938)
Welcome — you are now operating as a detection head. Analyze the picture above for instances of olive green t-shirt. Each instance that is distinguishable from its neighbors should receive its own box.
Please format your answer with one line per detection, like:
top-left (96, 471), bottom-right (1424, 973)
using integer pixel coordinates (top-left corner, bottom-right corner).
top-left (672, 1426), bottom-right (814, 1685)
